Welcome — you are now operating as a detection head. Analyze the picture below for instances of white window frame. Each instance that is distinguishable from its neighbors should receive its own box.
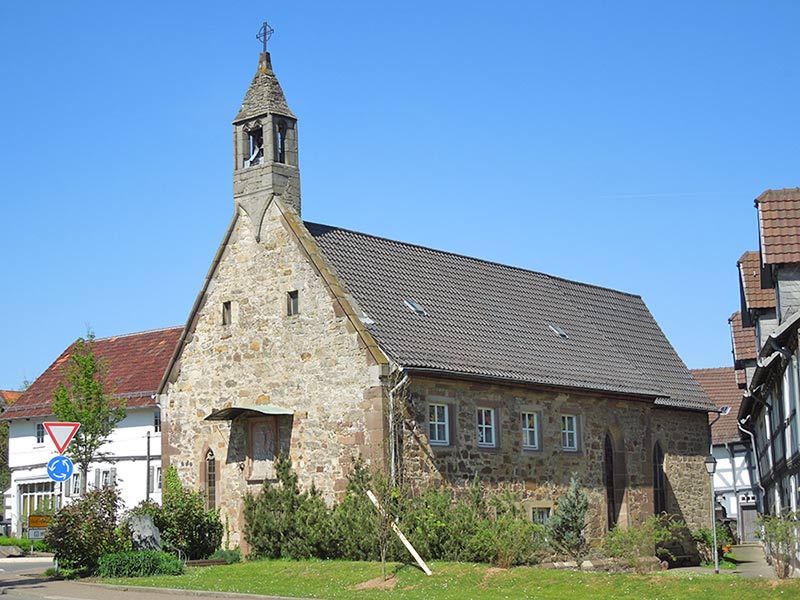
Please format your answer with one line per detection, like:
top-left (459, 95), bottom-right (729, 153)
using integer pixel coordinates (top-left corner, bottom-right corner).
top-left (35, 423), bottom-right (45, 445)
top-left (521, 411), bottom-right (539, 450)
top-left (428, 403), bottom-right (449, 445)
top-left (533, 507), bottom-right (551, 526)
top-left (561, 414), bottom-right (578, 451)
top-left (477, 407), bottom-right (496, 448)
top-left (70, 472), bottom-right (82, 497)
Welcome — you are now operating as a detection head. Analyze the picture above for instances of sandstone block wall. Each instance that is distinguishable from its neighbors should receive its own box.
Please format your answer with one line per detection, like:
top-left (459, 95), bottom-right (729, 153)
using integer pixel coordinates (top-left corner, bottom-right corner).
top-left (401, 377), bottom-right (710, 540)
top-left (163, 205), bottom-right (385, 548)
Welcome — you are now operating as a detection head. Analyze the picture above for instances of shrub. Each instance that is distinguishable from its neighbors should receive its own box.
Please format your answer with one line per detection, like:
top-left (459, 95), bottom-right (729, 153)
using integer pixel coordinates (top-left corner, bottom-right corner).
top-left (129, 466), bottom-right (222, 560)
top-left (693, 522), bottom-right (734, 565)
top-left (45, 487), bottom-right (129, 576)
top-left (98, 550), bottom-right (184, 577)
top-left (603, 514), bottom-right (687, 572)
top-left (330, 458), bottom-right (382, 561)
top-left (757, 511), bottom-right (799, 578)
top-left (546, 474), bottom-right (589, 567)
top-left (244, 453), bottom-right (333, 560)
top-left (209, 547), bottom-right (242, 564)
top-left (0, 536), bottom-right (48, 553)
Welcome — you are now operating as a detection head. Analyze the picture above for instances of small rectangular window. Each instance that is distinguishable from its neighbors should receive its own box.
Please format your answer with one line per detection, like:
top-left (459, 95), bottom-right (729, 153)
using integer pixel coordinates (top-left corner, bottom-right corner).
top-left (521, 412), bottom-right (539, 450)
top-left (222, 301), bottom-right (232, 325)
top-left (35, 423), bottom-right (44, 444)
top-left (533, 507), bottom-right (551, 525)
top-left (562, 414), bottom-right (578, 451)
top-left (287, 290), bottom-right (299, 316)
top-left (477, 408), bottom-right (496, 448)
top-left (71, 473), bottom-right (82, 496)
top-left (153, 411), bottom-right (161, 433)
top-left (428, 403), bottom-right (449, 445)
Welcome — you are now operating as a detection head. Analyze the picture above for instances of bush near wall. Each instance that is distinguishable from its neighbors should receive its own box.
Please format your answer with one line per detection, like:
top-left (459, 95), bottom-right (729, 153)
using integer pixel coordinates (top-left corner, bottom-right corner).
top-left (129, 465), bottom-right (223, 560)
top-left (243, 456), bottom-right (548, 567)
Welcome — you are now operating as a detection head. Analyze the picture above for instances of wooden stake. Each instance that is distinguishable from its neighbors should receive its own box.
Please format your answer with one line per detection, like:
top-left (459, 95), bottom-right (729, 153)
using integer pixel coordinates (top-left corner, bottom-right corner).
top-left (366, 490), bottom-right (432, 576)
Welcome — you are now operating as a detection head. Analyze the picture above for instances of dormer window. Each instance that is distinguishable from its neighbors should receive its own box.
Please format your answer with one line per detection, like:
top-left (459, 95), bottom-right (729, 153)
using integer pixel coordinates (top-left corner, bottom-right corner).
top-left (276, 121), bottom-right (287, 164)
top-left (245, 127), bottom-right (264, 167)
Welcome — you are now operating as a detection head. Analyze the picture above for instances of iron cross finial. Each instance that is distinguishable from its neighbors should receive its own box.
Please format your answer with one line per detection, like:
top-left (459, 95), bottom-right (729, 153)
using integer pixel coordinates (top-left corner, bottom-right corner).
top-left (256, 21), bottom-right (274, 53)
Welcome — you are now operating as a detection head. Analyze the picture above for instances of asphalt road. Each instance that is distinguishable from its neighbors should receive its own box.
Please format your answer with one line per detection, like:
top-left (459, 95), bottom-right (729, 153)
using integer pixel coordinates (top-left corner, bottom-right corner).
top-left (0, 557), bottom-right (305, 600)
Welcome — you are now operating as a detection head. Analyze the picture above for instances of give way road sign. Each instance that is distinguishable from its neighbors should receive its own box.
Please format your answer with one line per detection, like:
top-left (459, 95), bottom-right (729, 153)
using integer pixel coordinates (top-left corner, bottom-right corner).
top-left (43, 421), bottom-right (81, 454)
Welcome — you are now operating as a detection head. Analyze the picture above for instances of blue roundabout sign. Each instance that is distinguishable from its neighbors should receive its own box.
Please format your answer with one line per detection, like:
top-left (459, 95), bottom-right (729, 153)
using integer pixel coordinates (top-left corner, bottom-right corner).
top-left (47, 455), bottom-right (74, 482)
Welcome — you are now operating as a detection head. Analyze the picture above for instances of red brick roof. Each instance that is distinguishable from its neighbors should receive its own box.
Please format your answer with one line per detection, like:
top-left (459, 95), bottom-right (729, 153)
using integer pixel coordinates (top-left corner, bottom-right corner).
top-left (738, 251), bottom-right (775, 310)
top-left (757, 188), bottom-right (800, 265)
top-left (0, 390), bottom-right (21, 406)
top-left (2, 327), bottom-right (182, 420)
top-left (692, 367), bottom-right (745, 444)
top-left (729, 311), bottom-right (757, 363)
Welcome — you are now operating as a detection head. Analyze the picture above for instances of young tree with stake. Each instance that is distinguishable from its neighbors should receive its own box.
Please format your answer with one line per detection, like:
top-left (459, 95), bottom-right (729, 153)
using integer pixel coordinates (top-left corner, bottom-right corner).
top-left (51, 333), bottom-right (126, 494)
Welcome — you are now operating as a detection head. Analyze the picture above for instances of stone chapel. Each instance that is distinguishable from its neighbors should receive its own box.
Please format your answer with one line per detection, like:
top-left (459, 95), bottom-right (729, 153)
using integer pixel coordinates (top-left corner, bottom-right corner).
top-left (159, 40), bottom-right (716, 549)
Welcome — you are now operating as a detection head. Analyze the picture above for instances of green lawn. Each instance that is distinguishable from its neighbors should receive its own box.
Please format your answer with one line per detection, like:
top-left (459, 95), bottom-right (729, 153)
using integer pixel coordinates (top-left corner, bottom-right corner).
top-left (104, 559), bottom-right (800, 600)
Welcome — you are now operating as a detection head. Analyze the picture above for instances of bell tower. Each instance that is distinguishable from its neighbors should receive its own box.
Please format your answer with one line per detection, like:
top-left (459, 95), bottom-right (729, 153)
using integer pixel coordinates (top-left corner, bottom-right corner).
top-left (233, 22), bottom-right (300, 239)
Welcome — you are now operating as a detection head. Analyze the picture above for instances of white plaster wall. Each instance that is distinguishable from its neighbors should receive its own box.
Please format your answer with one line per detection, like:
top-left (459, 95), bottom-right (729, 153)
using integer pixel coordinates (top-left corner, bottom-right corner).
top-left (5, 407), bottom-right (162, 536)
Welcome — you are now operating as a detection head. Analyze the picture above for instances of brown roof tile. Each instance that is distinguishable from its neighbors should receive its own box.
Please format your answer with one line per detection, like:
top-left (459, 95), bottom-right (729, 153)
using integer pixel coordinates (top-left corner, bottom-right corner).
top-left (757, 188), bottom-right (800, 265)
top-left (729, 311), bottom-right (757, 364)
top-left (0, 390), bottom-right (21, 406)
top-left (691, 367), bottom-right (745, 444)
top-left (738, 251), bottom-right (775, 310)
top-left (2, 327), bottom-right (182, 420)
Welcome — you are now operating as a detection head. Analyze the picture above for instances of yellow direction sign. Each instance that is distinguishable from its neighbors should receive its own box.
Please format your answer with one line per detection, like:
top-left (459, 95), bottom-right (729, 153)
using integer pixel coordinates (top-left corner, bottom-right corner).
top-left (28, 515), bottom-right (53, 528)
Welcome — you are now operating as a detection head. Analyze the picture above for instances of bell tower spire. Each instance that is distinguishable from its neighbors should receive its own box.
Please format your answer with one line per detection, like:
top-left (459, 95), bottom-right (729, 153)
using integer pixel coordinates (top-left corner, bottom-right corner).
top-left (233, 21), bottom-right (300, 240)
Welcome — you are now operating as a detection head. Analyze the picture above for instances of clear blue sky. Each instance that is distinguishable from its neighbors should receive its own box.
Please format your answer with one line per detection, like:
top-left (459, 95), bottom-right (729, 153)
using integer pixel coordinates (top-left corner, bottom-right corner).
top-left (2, 1), bottom-right (798, 390)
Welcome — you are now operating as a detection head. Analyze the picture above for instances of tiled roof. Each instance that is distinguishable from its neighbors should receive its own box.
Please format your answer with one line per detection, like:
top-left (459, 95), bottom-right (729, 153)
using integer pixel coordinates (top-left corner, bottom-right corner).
top-left (2, 327), bottom-right (182, 420)
top-left (308, 223), bottom-right (714, 412)
top-left (692, 367), bottom-right (745, 444)
top-left (0, 390), bottom-right (21, 407)
top-left (729, 311), bottom-right (757, 364)
top-left (757, 188), bottom-right (800, 265)
top-left (738, 251), bottom-right (775, 310)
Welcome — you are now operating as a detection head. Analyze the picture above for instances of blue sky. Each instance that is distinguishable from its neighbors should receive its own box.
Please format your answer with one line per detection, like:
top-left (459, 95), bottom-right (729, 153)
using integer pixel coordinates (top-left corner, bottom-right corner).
top-left (1, 1), bottom-right (798, 390)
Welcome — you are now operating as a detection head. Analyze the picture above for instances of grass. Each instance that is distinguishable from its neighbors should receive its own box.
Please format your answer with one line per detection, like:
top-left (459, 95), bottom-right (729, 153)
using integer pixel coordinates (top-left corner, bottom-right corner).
top-left (104, 559), bottom-right (800, 600)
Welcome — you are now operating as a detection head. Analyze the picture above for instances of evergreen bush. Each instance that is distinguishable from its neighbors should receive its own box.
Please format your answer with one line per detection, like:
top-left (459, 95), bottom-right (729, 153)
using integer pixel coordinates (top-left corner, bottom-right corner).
top-left (243, 453), bottom-right (333, 559)
top-left (546, 474), bottom-right (589, 567)
top-left (97, 550), bottom-right (184, 577)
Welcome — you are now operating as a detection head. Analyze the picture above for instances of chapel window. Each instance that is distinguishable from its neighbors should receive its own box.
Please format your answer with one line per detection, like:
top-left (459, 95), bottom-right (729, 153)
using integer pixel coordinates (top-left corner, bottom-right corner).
top-left (205, 449), bottom-right (216, 509)
top-left (245, 127), bottom-right (264, 167)
top-left (276, 121), bottom-right (287, 164)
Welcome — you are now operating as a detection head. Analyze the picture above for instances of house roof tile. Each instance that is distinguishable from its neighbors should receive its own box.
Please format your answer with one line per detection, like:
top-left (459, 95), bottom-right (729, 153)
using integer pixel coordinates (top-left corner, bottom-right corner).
top-left (757, 188), bottom-right (800, 265)
top-left (2, 327), bottom-right (182, 421)
top-left (0, 390), bottom-right (21, 407)
top-left (692, 367), bottom-right (745, 444)
top-left (308, 222), bottom-right (714, 412)
top-left (738, 251), bottom-right (775, 310)
top-left (729, 311), bottom-right (757, 364)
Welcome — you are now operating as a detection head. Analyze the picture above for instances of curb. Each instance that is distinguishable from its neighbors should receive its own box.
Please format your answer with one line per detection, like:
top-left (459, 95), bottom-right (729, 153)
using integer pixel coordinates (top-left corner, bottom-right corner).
top-left (76, 582), bottom-right (314, 600)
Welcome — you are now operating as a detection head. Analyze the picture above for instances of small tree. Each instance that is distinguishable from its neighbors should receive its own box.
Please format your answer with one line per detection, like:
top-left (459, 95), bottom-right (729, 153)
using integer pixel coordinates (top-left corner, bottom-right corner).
top-left (45, 486), bottom-right (130, 576)
top-left (757, 511), bottom-right (799, 578)
top-left (546, 474), bottom-right (589, 567)
top-left (51, 333), bottom-right (126, 494)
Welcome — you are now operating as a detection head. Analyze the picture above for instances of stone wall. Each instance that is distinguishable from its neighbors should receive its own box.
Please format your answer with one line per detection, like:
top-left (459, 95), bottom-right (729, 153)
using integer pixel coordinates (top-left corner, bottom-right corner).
top-left (163, 204), bottom-right (385, 548)
top-left (401, 376), bottom-right (710, 541)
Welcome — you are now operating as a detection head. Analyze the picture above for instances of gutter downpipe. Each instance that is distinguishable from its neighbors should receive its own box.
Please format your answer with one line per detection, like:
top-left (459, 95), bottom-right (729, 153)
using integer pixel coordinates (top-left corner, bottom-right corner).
top-left (738, 414), bottom-right (766, 511)
top-left (388, 371), bottom-right (409, 486)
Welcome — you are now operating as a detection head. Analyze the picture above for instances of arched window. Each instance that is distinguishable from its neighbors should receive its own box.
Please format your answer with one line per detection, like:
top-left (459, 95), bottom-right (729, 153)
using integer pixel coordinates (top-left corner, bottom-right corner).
top-left (604, 433), bottom-right (616, 530)
top-left (276, 121), bottom-right (287, 164)
top-left (653, 442), bottom-right (666, 514)
top-left (205, 449), bottom-right (216, 509)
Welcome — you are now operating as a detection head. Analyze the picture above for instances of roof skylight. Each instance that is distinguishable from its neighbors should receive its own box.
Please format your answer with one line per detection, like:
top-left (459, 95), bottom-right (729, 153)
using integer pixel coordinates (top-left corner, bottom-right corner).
top-left (720, 406), bottom-right (731, 416)
top-left (548, 323), bottom-right (569, 339)
top-left (404, 299), bottom-right (427, 316)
